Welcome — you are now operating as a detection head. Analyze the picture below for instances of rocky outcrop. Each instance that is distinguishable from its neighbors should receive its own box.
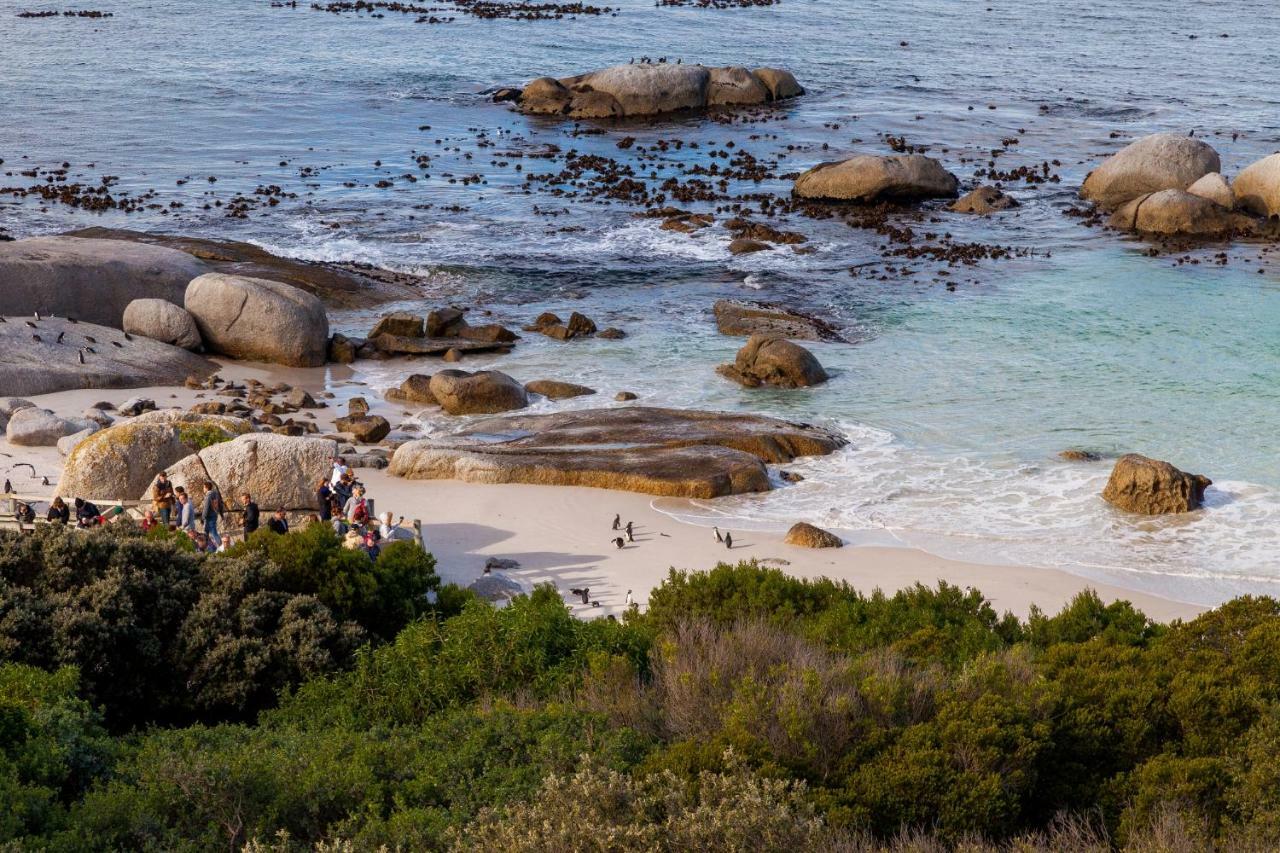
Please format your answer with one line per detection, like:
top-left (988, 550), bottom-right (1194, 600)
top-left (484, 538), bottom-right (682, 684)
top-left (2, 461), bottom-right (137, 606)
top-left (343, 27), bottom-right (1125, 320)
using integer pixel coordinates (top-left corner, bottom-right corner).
top-left (185, 273), bottom-right (329, 367)
top-left (728, 238), bottom-right (770, 255)
top-left (793, 154), bottom-right (959, 203)
top-left (6, 408), bottom-right (94, 447)
top-left (1231, 153), bottom-right (1280, 218)
top-left (56, 410), bottom-right (251, 501)
top-left (1107, 189), bottom-right (1251, 237)
top-left (717, 335), bottom-right (828, 388)
top-left (514, 63), bottom-right (802, 119)
top-left (1186, 172), bottom-right (1235, 210)
top-left (1101, 453), bottom-right (1211, 515)
top-left (389, 406), bottom-right (845, 498)
top-left (0, 317), bottom-right (218, 398)
top-left (1079, 133), bottom-right (1220, 210)
top-left (525, 379), bottom-right (596, 400)
top-left (0, 236), bottom-right (207, 328)
top-left (950, 185), bottom-right (1019, 214)
top-left (429, 370), bottom-right (530, 416)
top-left (783, 522), bottom-right (843, 548)
top-left (65, 227), bottom-right (423, 309)
top-left (370, 335), bottom-right (510, 357)
top-left (525, 311), bottom-right (598, 341)
top-left (122, 299), bottom-right (202, 350)
top-left (369, 312), bottom-right (425, 339)
top-left (154, 433), bottom-right (337, 512)
top-left (713, 300), bottom-right (846, 342)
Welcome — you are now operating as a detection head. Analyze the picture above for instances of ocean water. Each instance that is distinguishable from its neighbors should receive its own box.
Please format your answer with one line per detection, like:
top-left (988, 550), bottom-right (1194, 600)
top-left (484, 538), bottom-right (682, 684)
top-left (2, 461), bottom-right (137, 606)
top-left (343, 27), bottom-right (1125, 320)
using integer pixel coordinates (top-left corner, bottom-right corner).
top-left (4, 0), bottom-right (1280, 605)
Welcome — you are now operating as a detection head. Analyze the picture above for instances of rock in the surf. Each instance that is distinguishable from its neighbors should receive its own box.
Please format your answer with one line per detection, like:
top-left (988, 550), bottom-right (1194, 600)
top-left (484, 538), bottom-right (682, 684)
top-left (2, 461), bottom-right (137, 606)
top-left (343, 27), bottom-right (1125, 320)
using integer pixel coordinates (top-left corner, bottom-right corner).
top-left (515, 63), bottom-right (802, 119)
top-left (1079, 132), bottom-right (1220, 210)
top-left (717, 335), bottom-right (828, 389)
top-left (793, 154), bottom-right (959, 202)
top-left (1101, 453), bottom-right (1211, 515)
top-left (0, 236), bottom-right (206, 328)
top-left (185, 273), bottom-right (330, 367)
top-left (525, 379), bottom-right (597, 400)
top-left (713, 299), bottom-right (846, 342)
top-left (388, 406), bottom-right (845, 498)
top-left (56, 410), bottom-right (251, 501)
top-left (1231, 153), bottom-right (1280, 218)
top-left (784, 522), bottom-right (843, 548)
top-left (1107, 189), bottom-right (1251, 237)
top-left (429, 369), bottom-right (530, 415)
top-left (121, 298), bottom-right (203, 350)
top-left (369, 312), bottom-right (425, 339)
top-left (386, 374), bottom-right (438, 406)
top-left (951, 185), bottom-right (1020, 214)
top-left (1186, 172), bottom-right (1235, 210)
top-left (334, 414), bottom-right (391, 444)
top-left (728, 238), bottom-right (771, 255)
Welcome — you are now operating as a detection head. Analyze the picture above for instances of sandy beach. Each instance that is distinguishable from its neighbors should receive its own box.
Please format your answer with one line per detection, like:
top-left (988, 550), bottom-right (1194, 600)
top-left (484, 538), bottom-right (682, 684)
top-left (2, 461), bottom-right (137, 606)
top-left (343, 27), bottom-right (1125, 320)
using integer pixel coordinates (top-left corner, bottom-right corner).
top-left (0, 359), bottom-right (1203, 623)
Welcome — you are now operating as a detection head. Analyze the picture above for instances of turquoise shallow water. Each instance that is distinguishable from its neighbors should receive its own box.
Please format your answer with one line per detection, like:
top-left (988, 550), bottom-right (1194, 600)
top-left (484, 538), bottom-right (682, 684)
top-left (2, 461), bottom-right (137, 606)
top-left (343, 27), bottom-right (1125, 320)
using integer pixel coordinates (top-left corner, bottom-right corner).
top-left (4, 0), bottom-right (1280, 604)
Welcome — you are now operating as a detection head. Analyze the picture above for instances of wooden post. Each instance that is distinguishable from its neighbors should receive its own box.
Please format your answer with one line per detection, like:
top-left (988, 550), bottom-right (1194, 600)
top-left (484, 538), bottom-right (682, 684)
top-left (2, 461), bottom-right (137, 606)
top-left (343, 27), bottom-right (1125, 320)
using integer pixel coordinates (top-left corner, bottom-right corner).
top-left (413, 519), bottom-right (424, 551)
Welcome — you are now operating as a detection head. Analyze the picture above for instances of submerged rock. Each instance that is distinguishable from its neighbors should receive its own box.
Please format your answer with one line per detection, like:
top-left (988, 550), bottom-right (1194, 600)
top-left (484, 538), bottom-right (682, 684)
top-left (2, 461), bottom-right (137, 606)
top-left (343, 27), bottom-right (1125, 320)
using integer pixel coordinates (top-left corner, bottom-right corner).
top-left (717, 335), bottom-right (828, 389)
top-left (0, 317), bottom-right (218, 398)
top-left (388, 406), bottom-right (845, 498)
top-left (783, 522), bottom-right (843, 548)
top-left (950, 185), bottom-right (1020, 214)
top-left (186, 273), bottom-right (330, 367)
top-left (122, 298), bottom-right (203, 350)
top-left (713, 299), bottom-right (846, 342)
top-left (1079, 133), bottom-right (1220, 210)
top-left (525, 379), bottom-right (597, 400)
top-left (793, 154), bottom-right (959, 202)
top-left (1101, 453), bottom-right (1211, 515)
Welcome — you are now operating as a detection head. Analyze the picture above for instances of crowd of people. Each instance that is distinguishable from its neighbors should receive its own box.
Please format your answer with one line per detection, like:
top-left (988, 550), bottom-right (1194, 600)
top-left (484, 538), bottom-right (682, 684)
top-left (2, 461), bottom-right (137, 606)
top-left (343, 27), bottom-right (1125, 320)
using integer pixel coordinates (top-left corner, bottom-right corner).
top-left (20, 457), bottom-right (419, 558)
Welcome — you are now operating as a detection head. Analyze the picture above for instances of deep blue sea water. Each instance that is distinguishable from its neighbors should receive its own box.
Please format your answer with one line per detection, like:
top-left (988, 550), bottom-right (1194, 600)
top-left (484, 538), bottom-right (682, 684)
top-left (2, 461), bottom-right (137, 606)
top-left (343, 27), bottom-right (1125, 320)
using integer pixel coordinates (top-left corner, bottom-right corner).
top-left (4, 0), bottom-right (1280, 603)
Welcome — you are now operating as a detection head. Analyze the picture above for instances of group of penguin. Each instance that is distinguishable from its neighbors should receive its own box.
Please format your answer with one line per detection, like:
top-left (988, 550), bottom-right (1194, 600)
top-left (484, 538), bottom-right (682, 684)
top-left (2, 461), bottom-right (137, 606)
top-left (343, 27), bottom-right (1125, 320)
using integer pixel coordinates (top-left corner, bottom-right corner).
top-left (610, 513), bottom-right (733, 549)
top-left (3, 312), bottom-right (129, 365)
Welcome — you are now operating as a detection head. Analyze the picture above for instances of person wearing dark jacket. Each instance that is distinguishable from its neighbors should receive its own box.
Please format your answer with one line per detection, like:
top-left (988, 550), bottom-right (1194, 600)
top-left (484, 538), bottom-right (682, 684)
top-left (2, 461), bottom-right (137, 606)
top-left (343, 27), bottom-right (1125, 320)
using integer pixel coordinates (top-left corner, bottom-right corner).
top-left (241, 493), bottom-right (260, 538)
top-left (73, 498), bottom-right (100, 527)
top-left (47, 497), bottom-right (70, 524)
top-left (267, 510), bottom-right (290, 535)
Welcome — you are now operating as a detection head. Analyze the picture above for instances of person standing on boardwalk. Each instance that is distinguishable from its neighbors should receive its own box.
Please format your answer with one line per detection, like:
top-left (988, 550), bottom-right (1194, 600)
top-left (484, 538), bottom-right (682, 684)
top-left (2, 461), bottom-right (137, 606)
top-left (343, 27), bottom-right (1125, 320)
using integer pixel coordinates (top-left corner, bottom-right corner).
top-left (201, 481), bottom-right (226, 548)
top-left (151, 472), bottom-right (175, 527)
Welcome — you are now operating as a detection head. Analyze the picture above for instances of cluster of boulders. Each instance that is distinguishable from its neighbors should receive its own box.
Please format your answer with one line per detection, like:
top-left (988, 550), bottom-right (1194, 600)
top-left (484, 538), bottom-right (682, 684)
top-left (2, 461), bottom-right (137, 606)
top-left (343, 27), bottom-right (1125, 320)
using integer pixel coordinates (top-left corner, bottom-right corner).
top-left (385, 370), bottom-right (598, 414)
top-left (524, 310), bottom-right (623, 341)
top-left (1079, 132), bottom-right (1280, 238)
top-left (507, 63), bottom-right (803, 120)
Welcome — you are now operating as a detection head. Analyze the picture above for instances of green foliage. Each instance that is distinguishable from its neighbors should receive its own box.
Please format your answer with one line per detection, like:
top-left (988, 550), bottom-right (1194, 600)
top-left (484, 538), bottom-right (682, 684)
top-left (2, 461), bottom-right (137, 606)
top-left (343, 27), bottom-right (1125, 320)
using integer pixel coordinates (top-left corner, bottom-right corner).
top-left (1028, 589), bottom-right (1163, 648)
top-left (177, 423), bottom-right (235, 451)
top-left (644, 561), bottom-right (853, 632)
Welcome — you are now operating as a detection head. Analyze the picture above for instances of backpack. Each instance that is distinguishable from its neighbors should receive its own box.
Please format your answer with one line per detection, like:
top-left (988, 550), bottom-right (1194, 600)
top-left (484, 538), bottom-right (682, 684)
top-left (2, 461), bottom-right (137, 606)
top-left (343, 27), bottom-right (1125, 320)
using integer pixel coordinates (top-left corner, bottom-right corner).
top-left (352, 499), bottom-right (368, 524)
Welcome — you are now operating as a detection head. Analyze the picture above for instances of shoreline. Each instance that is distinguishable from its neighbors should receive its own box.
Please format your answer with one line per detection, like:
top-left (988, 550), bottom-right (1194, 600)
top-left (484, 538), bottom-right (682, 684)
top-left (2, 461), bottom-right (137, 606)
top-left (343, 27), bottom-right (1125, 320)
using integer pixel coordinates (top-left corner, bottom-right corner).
top-left (0, 359), bottom-right (1204, 623)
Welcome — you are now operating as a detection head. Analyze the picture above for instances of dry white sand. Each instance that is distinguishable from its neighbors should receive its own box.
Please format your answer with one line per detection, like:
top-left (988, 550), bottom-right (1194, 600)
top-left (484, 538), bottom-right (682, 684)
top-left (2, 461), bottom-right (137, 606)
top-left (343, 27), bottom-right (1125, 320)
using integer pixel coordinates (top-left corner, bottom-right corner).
top-left (1, 359), bottom-right (1205, 623)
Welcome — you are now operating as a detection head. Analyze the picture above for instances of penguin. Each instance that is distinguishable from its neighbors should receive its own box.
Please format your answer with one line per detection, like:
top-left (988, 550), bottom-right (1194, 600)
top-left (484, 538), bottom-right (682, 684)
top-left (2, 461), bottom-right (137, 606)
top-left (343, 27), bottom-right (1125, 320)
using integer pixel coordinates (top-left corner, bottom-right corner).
top-left (612, 536), bottom-right (625, 549)
top-left (579, 587), bottom-right (590, 605)
top-left (111, 341), bottom-right (123, 348)
top-left (32, 334), bottom-right (41, 343)
top-left (84, 335), bottom-right (96, 344)
top-left (612, 513), bottom-right (620, 530)
top-left (724, 532), bottom-right (733, 549)
top-left (625, 589), bottom-right (633, 606)
top-left (625, 521), bottom-right (634, 542)
top-left (85, 347), bottom-right (96, 354)
top-left (56, 331), bottom-right (64, 343)
top-left (67, 316), bottom-right (77, 324)
top-left (0, 316), bottom-right (6, 323)
top-left (33, 311), bottom-right (40, 321)
top-left (25, 321), bottom-right (37, 329)
top-left (78, 350), bottom-right (84, 364)
top-left (590, 600), bottom-right (600, 607)
top-left (40, 476), bottom-right (49, 487)
top-left (714, 526), bottom-right (723, 542)
top-left (123, 332), bottom-right (133, 341)
top-left (2, 479), bottom-right (10, 495)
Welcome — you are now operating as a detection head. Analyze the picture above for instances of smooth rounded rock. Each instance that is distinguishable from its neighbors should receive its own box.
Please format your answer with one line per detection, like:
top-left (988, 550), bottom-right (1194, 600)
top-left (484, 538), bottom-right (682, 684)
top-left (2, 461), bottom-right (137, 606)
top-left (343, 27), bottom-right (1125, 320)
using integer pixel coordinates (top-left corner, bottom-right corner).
top-left (429, 370), bottom-right (530, 416)
top-left (185, 273), bottom-right (329, 367)
top-left (1101, 453), bottom-right (1211, 515)
top-left (6, 408), bottom-right (91, 446)
top-left (793, 154), bottom-right (959, 202)
top-left (784, 522), bottom-right (843, 548)
top-left (1108, 189), bottom-right (1251, 237)
top-left (1080, 133), bottom-right (1220, 210)
top-left (123, 299), bottom-right (202, 350)
top-left (951, 185), bottom-right (1020, 214)
top-left (717, 335), bottom-right (828, 389)
top-left (1186, 172), bottom-right (1235, 210)
top-left (707, 66), bottom-right (770, 106)
top-left (525, 379), bottom-right (597, 400)
top-left (1232, 153), bottom-right (1280, 218)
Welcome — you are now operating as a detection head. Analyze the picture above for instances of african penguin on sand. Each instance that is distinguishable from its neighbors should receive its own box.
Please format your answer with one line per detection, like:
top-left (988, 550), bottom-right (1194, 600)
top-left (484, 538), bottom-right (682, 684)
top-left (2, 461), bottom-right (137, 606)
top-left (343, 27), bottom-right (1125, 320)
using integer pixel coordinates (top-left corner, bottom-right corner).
top-left (714, 527), bottom-right (723, 543)
top-left (724, 532), bottom-right (733, 549)
top-left (612, 537), bottom-right (625, 549)
top-left (612, 513), bottom-right (620, 530)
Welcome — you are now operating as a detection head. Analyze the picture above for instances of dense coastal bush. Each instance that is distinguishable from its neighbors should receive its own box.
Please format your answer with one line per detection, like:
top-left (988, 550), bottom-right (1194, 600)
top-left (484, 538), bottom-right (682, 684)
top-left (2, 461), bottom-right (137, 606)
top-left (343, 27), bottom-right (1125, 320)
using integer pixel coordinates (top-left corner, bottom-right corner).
top-left (1, 541), bottom-right (1279, 850)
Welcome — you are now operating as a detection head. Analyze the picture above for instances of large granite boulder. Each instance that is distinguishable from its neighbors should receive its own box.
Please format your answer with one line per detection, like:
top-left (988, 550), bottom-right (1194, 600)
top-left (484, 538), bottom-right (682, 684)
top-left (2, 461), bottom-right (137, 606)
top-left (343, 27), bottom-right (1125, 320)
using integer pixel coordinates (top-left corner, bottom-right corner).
top-left (517, 63), bottom-right (802, 119)
top-left (389, 406), bottom-right (845, 498)
top-left (185, 273), bottom-right (329, 367)
top-left (1079, 133), bottom-right (1220, 210)
top-left (0, 236), bottom-right (206, 327)
top-left (0, 399), bottom-right (34, 433)
top-left (1231, 153), bottom-right (1280, 218)
top-left (1107, 189), bottom-right (1251, 237)
top-left (122, 298), bottom-right (202, 350)
top-left (56, 410), bottom-right (251, 501)
top-left (65, 227), bottom-right (423, 309)
top-left (6, 408), bottom-right (94, 447)
top-left (333, 414), bottom-right (391, 443)
top-left (784, 522), bottom-right (843, 548)
top-left (717, 335), bottom-right (828, 389)
top-left (793, 154), bottom-right (959, 202)
top-left (1101, 454), bottom-right (1211, 515)
top-left (713, 300), bottom-right (846, 342)
top-left (0, 317), bottom-right (218, 398)
top-left (153, 433), bottom-right (336, 512)
top-left (429, 370), bottom-right (530, 416)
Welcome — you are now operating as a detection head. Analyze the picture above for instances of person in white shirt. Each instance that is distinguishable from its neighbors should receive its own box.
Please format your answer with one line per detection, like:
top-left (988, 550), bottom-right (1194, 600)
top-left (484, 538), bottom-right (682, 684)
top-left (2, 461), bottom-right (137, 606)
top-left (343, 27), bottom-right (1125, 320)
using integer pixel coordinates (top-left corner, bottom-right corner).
top-left (330, 458), bottom-right (349, 487)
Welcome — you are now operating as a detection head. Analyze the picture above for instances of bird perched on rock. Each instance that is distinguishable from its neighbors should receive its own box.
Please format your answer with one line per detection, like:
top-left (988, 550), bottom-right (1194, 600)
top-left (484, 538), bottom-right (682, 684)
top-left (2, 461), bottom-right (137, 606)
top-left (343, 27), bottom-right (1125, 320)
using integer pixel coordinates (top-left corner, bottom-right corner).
top-left (612, 513), bottom-right (620, 530)
top-left (66, 317), bottom-right (77, 324)
top-left (612, 536), bottom-right (625, 549)
top-left (724, 532), bottom-right (733, 549)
